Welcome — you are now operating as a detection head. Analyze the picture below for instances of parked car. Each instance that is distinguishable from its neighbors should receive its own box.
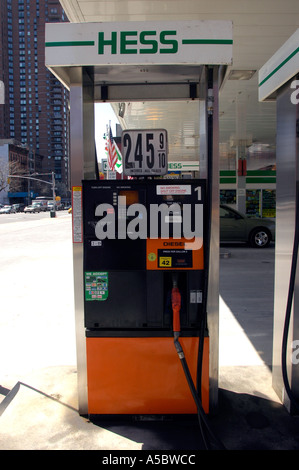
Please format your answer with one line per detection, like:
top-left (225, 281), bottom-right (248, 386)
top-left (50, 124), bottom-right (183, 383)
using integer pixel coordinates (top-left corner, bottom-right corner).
top-left (47, 201), bottom-right (63, 211)
top-left (220, 204), bottom-right (275, 248)
top-left (0, 205), bottom-right (16, 214)
top-left (32, 199), bottom-right (48, 211)
top-left (47, 202), bottom-right (55, 211)
top-left (32, 202), bottom-right (46, 212)
top-left (12, 203), bottom-right (25, 212)
top-left (24, 205), bottom-right (40, 213)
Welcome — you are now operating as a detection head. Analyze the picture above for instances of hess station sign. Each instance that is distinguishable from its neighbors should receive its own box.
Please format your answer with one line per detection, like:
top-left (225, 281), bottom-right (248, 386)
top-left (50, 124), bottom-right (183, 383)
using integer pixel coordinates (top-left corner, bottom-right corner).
top-left (45, 20), bottom-right (233, 67)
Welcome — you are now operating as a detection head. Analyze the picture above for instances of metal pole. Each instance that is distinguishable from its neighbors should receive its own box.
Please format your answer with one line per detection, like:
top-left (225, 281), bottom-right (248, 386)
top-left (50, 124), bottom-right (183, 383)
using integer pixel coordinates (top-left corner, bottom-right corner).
top-left (51, 171), bottom-right (56, 217)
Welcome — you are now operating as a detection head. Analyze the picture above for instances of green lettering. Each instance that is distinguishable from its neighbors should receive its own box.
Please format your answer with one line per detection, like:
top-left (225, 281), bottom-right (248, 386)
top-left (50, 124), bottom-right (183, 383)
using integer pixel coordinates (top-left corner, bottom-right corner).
top-left (120, 31), bottom-right (138, 54)
top-left (98, 31), bottom-right (117, 54)
top-left (140, 31), bottom-right (158, 54)
top-left (160, 30), bottom-right (178, 54)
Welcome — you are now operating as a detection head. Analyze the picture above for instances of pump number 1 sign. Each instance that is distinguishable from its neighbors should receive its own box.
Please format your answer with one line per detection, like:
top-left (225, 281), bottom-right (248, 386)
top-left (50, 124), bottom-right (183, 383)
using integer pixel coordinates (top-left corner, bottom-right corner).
top-left (122, 129), bottom-right (168, 176)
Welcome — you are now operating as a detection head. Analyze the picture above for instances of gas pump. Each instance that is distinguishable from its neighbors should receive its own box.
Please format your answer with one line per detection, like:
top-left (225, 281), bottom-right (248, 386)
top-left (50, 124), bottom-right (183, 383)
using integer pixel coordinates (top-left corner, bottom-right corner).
top-left (45, 19), bottom-right (233, 440)
top-left (82, 178), bottom-right (209, 416)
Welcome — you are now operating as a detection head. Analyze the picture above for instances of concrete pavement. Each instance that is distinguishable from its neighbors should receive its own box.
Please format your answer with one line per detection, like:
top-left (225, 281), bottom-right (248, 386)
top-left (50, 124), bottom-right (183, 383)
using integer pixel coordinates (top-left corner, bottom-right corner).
top-left (0, 214), bottom-right (299, 450)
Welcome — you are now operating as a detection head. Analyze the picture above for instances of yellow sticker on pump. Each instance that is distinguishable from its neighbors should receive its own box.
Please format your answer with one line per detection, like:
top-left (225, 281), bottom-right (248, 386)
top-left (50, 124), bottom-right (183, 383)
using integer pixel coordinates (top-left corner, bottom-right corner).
top-left (159, 257), bottom-right (172, 267)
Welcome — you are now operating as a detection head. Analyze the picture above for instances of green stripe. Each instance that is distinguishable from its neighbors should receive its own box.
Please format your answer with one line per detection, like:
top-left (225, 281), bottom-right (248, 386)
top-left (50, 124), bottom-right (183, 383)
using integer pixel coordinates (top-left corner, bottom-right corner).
top-left (259, 47), bottom-right (299, 87)
top-left (45, 41), bottom-right (95, 47)
top-left (220, 170), bottom-right (276, 177)
top-left (247, 170), bottom-right (276, 176)
top-left (220, 177), bottom-right (236, 184)
top-left (182, 39), bottom-right (233, 45)
top-left (45, 38), bottom-right (232, 48)
top-left (246, 177), bottom-right (276, 184)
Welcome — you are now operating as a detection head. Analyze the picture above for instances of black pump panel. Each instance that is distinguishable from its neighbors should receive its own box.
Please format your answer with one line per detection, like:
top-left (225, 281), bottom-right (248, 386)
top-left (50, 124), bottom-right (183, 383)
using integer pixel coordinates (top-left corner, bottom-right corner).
top-left (82, 179), bottom-right (206, 337)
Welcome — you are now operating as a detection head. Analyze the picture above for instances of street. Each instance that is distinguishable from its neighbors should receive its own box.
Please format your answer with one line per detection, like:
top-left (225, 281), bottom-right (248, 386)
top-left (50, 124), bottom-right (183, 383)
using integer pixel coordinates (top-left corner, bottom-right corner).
top-left (0, 210), bottom-right (68, 225)
top-left (0, 211), bottom-right (76, 388)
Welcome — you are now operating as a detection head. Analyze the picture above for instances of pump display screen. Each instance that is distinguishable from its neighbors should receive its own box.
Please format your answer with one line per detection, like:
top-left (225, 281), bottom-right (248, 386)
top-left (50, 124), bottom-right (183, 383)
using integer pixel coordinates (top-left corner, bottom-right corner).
top-left (118, 190), bottom-right (139, 205)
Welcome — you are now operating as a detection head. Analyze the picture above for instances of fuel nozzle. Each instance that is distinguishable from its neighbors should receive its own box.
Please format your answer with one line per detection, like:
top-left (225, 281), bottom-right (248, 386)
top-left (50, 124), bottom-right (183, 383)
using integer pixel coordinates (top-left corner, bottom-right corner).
top-left (171, 273), bottom-right (181, 337)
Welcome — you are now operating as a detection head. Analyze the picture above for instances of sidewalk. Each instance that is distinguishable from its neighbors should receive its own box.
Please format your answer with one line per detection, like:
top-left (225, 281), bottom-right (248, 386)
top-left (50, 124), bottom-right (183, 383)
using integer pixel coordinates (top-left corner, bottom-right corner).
top-left (0, 217), bottom-right (298, 450)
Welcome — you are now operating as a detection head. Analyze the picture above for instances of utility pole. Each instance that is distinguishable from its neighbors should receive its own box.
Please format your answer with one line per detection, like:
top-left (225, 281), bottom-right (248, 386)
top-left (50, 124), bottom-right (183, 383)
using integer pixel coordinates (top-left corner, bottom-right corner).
top-left (51, 171), bottom-right (56, 217)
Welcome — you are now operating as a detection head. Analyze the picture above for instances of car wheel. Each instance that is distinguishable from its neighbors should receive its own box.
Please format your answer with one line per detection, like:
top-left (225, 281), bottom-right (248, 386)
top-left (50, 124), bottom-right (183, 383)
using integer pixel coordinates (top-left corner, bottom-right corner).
top-left (249, 228), bottom-right (271, 248)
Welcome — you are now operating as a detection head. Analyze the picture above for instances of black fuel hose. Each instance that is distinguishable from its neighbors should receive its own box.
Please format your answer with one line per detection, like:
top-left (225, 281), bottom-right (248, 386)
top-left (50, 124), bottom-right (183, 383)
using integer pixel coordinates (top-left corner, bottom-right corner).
top-left (174, 334), bottom-right (226, 450)
top-left (171, 266), bottom-right (225, 448)
top-left (281, 186), bottom-right (299, 413)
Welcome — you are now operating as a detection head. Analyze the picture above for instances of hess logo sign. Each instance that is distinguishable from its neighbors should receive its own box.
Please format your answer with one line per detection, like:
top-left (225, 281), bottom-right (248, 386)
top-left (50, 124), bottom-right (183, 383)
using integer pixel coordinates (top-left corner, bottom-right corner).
top-left (98, 30), bottom-right (178, 55)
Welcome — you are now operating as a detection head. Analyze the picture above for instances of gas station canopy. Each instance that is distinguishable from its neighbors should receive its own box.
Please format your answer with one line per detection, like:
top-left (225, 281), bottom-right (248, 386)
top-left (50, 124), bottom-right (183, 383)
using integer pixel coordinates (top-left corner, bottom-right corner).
top-left (45, 19), bottom-right (233, 163)
top-left (57, 0), bottom-right (299, 165)
top-left (45, 20), bottom-right (232, 98)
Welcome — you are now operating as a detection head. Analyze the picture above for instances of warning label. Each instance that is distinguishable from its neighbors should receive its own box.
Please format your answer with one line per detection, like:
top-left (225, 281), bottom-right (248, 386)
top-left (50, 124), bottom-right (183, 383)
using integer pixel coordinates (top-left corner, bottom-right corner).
top-left (156, 185), bottom-right (192, 196)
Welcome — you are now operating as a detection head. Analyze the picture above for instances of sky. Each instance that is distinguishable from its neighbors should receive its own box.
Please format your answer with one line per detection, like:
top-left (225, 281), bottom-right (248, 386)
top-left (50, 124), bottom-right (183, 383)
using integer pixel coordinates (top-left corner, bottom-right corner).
top-left (94, 103), bottom-right (120, 163)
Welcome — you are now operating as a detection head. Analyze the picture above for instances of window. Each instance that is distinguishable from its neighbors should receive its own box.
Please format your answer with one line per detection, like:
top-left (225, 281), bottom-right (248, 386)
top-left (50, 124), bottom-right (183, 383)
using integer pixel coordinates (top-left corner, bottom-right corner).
top-left (220, 206), bottom-right (242, 220)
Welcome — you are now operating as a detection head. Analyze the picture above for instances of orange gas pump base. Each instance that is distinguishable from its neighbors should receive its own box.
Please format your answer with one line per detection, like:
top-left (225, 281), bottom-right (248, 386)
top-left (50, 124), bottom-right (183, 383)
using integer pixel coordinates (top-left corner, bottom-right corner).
top-left (86, 336), bottom-right (209, 416)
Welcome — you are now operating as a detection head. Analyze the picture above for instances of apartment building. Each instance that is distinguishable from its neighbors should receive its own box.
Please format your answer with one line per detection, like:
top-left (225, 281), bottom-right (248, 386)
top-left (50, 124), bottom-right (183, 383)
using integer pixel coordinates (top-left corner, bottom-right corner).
top-left (0, 0), bottom-right (70, 199)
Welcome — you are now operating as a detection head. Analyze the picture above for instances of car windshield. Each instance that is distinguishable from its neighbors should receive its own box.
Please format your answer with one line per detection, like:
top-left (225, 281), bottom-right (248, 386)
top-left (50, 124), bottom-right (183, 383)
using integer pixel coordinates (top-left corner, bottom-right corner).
top-left (220, 207), bottom-right (236, 218)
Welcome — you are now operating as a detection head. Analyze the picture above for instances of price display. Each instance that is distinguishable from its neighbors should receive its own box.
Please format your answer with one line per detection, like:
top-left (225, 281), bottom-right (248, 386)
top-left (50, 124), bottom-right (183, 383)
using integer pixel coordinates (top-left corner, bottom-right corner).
top-left (122, 129), bottom-right (168, 176)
